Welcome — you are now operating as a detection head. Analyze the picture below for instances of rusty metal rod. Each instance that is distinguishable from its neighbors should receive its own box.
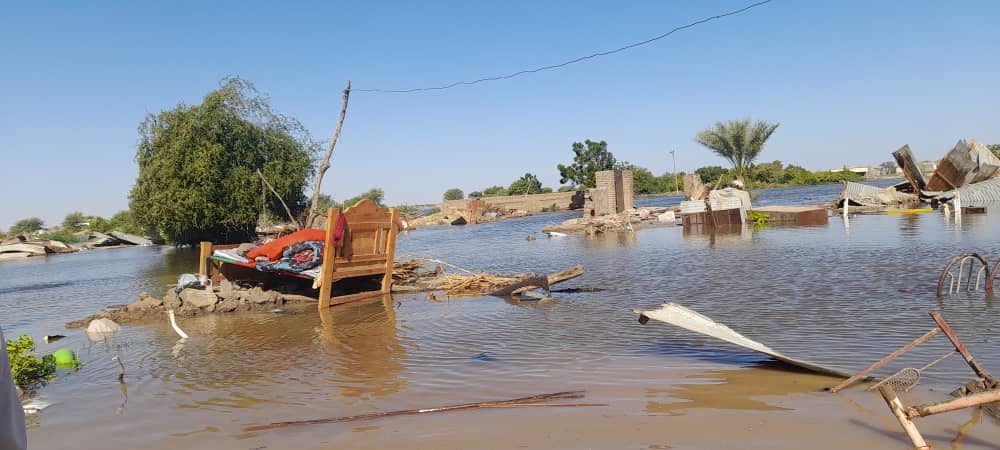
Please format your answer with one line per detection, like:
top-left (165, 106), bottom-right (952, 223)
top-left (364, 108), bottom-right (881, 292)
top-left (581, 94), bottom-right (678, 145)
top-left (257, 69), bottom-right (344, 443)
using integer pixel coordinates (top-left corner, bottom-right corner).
top-left (929, 311), bottom-right (994, 384)
top-left (905, 389), bottom-right (1000, 419)
top-left (828, 328), bottom-right (940, 393)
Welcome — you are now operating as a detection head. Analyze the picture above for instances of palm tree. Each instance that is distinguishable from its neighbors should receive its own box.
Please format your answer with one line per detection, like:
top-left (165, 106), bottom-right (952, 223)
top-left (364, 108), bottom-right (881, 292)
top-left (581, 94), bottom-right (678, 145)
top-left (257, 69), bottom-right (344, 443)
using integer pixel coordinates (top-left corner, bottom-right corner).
top-left (695, 119), bottom-right (780, 183)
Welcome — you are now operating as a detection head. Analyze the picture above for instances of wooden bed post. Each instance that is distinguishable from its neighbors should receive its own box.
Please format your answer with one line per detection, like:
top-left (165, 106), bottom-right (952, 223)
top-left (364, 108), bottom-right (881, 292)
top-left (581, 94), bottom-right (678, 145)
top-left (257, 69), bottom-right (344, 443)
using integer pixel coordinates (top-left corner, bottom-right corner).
top-left (318, 207), bottom-right (341, 310)
top-left (381, 208), bottom-right (400, 294)
top-left (199, 241), bottom-right (213, 277)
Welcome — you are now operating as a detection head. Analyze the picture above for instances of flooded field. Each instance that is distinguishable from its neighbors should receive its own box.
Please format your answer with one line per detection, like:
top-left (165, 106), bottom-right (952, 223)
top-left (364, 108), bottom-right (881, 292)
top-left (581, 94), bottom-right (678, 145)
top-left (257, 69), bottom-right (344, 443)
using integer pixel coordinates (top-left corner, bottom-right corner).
top-left (2, 181), bottom-right (999, 449)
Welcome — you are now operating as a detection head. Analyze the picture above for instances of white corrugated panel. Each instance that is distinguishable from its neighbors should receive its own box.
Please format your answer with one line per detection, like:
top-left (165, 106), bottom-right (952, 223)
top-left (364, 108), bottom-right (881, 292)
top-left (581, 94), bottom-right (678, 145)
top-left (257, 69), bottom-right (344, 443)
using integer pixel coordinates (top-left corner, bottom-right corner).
top-left (679, 200), bottom-right (706, 214)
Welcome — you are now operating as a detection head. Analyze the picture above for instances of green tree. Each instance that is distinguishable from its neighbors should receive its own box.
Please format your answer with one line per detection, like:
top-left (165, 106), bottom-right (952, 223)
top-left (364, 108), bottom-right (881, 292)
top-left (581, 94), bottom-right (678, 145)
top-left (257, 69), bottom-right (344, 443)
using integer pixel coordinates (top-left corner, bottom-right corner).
top-left (557, 186), bottom-right (577, 192)
top-left (62, 211), bottom-right (88, 232)
top-left (130, 77), bottom-right (316, 244)
top-left (557, 140), bottom-right (617, 188)
top-left (91, 210), bottom-right (145, 235)
top-left (750, 160), bottom-right (785, 184)
top-left (624, 165), bottom-right (668, 194)
top-left (694, 166), bottom-right (729, 185)
top-left (696, 119), bottom-right (780, 182)
top-left (9, 217), bottom-right (44, 236)
top-left (443, 188), bottom-right (464, 201)
top-left (341, 188), bottom-right (385, 208)
top-left (481, 185), bottom-right (508, 197)
top-left (988, 144), bottom-right (1000, 158)
top-left (468, 191), bottom-right (483, 199)
top-left (315, 194), bottom-right (336, 213)
top-left (782, 165), bottom-right (813, 184)
top-left (508, 173), bottom-right (544, 195)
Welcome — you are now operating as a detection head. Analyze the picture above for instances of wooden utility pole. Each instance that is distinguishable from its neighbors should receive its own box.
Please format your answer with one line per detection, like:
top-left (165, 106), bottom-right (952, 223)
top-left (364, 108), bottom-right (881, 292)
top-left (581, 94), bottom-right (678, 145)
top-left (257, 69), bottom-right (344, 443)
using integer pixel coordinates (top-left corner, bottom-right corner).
top-left (308, 80), bottom-right (351, 228)
top-left (670, 149), bottom-right (678, 193)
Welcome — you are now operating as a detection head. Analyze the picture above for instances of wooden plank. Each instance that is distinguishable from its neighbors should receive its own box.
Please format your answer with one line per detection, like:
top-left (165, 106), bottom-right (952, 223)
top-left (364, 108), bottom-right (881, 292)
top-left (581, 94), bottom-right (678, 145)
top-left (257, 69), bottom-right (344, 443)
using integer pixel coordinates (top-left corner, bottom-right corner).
top-left (346, 222), bottom-right (392, 232)
top-left (318, 208), bottom-right (340, 310)
top-left (329, 290), bottom-right (386, 306)
top-left (892, 144), bottom-right (927, 193)
top-left (329, 266), bottom-right (386, 280)
top-left (879, 385), bottom-right (930, 450)
top-left (906, 388), bottom-right (1000, 419)
top-left (381, 208), bottom-right (400, 293)
top-left (199, 242), bottom-right (213, 277)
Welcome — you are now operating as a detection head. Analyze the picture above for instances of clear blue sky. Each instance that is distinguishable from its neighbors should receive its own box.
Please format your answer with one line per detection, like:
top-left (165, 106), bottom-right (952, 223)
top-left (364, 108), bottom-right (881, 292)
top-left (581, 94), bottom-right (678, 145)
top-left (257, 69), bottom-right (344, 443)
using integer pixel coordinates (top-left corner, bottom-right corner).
top-left (1, 1), bottom-right (998, 230)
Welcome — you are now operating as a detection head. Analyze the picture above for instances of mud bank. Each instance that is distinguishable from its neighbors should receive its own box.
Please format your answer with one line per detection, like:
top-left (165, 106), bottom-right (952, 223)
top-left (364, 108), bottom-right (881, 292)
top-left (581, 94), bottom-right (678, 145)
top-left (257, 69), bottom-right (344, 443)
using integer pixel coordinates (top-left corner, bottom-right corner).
top-left (66, 284), bottom-right (316, 328)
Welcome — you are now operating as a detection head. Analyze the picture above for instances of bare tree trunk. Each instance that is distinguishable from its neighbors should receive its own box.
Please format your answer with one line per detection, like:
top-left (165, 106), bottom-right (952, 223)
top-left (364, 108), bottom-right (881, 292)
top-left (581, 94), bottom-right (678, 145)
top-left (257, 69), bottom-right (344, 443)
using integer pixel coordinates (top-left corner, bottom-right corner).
top-left (257, 169), bottom-right (301, 230)
top-left (307, 79), bottom-right (351, 228)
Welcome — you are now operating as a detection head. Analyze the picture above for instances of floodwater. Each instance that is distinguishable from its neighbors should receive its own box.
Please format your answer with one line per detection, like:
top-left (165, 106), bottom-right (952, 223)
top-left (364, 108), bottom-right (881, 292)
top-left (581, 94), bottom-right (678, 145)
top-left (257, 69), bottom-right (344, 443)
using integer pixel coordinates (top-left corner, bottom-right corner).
top-left (3, 181), bottom-right (1000, 449)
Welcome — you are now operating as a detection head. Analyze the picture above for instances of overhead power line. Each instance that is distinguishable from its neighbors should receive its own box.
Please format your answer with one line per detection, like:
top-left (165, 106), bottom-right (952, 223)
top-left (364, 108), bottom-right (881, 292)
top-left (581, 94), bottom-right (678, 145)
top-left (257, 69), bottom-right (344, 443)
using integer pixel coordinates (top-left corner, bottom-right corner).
top-left (354, 0), bottom-right (774, 94)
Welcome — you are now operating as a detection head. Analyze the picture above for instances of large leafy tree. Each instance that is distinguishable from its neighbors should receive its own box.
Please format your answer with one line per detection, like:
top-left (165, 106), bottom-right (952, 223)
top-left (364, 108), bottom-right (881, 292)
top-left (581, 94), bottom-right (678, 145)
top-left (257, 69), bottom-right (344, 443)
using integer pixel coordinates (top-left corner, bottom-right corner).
top-left (695, 119), bottom-right (780, 182)
top-left (130, 77), bottom-right (316, 244)
top-left (8, 217), bottom-right (44, 236)
top-left (443, 188), bottom-right (464, 200)
top-left (557, 140), bottom-right (618, 188)
top-left (62, 211), bottom-right (87, 232)
top-left (694, 166), bottom-right (729, 185)
top-left (508, 173), bottom-right (544, 195)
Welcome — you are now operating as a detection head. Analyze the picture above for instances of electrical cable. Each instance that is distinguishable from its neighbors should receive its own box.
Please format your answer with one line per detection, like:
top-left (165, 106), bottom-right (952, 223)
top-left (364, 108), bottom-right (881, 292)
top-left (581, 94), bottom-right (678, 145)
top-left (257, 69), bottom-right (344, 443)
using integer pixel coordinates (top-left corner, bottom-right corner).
top-left (354, 0), bottom-right (774, 94)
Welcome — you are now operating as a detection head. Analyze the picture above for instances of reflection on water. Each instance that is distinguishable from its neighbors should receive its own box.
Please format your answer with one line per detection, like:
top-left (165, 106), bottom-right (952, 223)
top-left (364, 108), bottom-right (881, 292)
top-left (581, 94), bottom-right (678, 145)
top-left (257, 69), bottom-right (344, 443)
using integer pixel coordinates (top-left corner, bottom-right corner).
top-left (645, 362), bottom-right (841, 416)
top-left (317, 295), bottom-right (407, 400)
top-left (582, 231), bottom-right (638, 248)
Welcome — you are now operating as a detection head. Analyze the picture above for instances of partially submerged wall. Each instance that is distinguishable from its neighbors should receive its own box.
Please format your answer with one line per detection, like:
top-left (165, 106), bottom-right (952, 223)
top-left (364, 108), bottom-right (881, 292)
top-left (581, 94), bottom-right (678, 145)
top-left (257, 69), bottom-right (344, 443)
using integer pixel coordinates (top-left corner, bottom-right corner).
top-left (443, 191), bottom-right (582, 216)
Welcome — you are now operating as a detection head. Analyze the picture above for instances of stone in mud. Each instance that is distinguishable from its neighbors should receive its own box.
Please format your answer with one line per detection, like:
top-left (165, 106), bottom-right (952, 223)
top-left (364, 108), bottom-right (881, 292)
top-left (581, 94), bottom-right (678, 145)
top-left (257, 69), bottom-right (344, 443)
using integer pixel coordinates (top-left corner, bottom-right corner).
top-left (217, 280), bottom-right (236, 300)
top-left (244, 287), bottom-right (280, 305)
top-left (216, 296), bottom-right (241, 313)
top-left (163, 290), bottom-right (182, 310)
top-left (180, 288), bottom-right (218, 309)
top-left (87, 318), bottom-right (120, 334)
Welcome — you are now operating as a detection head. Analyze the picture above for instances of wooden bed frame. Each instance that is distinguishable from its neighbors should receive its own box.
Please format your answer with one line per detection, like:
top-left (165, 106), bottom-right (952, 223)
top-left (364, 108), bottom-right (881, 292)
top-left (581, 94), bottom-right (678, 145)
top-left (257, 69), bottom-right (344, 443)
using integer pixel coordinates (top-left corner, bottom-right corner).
top-left (199, 199), bottom-right (400, 310)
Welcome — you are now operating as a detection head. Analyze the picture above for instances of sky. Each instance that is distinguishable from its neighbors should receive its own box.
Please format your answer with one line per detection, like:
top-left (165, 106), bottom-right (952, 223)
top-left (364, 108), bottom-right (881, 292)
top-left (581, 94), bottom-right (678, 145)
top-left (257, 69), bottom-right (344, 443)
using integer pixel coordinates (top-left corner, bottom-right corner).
top-left (1, 0), bottom-right (998, 229)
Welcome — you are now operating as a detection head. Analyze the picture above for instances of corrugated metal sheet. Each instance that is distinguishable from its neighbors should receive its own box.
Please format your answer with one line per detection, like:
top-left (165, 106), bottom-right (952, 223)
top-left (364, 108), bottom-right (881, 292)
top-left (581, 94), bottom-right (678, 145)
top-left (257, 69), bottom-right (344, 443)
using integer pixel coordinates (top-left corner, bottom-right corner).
top-left (841, 181), bottom-right (918, 206)
top-left (936, 177), bottom-right (1000, 204)
top-left (972, 141), bottom-right (1000, 168)
top-left (842, 181), bottom-right (887, 200)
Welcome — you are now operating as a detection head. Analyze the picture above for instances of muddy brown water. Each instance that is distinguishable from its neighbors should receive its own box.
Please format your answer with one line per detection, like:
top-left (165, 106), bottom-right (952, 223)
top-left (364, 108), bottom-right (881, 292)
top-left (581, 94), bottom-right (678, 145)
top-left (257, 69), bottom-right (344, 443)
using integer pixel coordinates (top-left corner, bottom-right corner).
top-left (2, 182), bottom-right (999, 449)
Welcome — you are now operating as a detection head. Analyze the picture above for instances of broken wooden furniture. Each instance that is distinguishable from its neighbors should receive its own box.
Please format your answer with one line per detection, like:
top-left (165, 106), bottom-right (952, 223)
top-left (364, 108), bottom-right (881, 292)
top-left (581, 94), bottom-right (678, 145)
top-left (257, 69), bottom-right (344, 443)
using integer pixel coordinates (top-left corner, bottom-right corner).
top-left (199, 199), bottom-right (399, 310)
top-left (830, 311), bottom-right (998, 450)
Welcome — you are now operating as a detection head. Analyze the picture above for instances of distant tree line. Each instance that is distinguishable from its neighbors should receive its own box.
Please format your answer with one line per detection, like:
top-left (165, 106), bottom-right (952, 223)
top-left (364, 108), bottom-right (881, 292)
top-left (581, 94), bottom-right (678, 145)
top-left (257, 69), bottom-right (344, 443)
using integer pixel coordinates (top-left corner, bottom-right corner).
top-left (1, 210), bottom-right (146, 243)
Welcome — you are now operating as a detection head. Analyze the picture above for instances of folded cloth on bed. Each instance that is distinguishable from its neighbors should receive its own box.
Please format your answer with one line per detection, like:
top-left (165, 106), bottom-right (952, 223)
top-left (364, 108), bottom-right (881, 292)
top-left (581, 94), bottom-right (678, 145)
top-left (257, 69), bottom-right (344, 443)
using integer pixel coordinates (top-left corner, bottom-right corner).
top-left (246, 214), bottom-right (347, 261)
top-left (257, 241), bottom-right (324, 273)
top-left (213, 248), bottom-right (249, 264)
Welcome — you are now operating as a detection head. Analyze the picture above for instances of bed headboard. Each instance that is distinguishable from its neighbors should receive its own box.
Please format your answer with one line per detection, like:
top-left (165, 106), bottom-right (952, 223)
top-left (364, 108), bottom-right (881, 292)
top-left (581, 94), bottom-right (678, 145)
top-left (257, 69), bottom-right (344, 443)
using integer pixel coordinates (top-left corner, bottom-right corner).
top-left (340, 199), bottom-right (397, 260)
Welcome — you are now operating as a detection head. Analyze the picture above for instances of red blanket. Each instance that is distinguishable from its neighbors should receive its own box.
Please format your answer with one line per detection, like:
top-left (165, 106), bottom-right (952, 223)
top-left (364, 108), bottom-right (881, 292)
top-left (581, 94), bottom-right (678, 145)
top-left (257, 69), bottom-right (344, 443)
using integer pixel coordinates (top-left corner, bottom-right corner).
top-left (247, 214), bottom-right (347, 261)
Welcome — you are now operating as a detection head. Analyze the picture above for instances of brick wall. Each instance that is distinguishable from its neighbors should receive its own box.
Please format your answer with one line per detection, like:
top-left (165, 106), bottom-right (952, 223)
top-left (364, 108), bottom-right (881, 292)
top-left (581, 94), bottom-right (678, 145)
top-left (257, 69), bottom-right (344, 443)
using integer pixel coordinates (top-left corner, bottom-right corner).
top-left (442, 191), bottom-right (582, 216)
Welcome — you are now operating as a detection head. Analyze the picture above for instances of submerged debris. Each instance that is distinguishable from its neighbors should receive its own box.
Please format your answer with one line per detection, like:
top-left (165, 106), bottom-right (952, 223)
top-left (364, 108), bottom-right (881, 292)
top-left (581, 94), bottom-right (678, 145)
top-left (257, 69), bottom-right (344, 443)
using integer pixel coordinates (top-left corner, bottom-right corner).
top-left (634, 303), bottom-right (857, 378)
top-left (244, 390), bottom-right (603, 432)
top-left (845, 139), bottom-right (1000, 211)
top-left (393, 260), bottom-right (585, 297)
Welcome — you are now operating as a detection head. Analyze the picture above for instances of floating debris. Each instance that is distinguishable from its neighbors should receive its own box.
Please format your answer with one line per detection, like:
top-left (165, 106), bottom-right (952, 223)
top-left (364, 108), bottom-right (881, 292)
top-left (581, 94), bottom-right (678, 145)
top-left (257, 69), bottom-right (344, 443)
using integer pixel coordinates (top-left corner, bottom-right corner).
top-left (634, 303), bottom-right (855, 378)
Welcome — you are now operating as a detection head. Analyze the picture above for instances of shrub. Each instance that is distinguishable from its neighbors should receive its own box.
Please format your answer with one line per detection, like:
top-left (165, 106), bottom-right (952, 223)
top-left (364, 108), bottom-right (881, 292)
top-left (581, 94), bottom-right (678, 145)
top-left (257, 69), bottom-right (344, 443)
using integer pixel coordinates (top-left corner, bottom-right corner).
top-left (36, 230), bottom-right (81, 244)
top-left (6, 335), bottom-right (56, 388)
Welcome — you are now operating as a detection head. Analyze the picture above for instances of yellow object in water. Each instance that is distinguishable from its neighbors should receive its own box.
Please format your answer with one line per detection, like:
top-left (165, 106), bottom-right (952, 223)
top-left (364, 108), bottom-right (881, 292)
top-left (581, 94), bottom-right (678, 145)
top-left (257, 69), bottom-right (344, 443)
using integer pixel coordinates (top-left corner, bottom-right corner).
top-left (887, 208), bottom-right (934, 215)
